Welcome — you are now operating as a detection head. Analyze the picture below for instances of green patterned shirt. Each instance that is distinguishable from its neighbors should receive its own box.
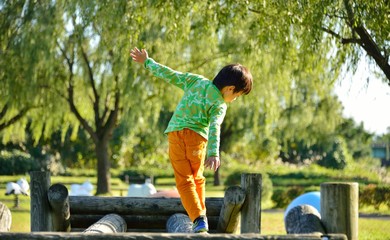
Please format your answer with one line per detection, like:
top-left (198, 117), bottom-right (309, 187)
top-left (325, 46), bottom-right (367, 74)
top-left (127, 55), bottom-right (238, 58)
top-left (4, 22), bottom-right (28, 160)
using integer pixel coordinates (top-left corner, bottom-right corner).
top-left (144, 58), bottom-right (227, 158)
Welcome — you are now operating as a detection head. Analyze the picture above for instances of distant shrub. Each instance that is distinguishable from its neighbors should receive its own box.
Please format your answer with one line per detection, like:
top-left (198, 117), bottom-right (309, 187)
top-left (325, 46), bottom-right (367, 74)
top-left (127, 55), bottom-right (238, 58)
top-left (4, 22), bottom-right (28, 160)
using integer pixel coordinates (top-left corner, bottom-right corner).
top-left (271, 186), bottom-right (305, 209)
top-left (224, 171), bottom-right (273, 204)
top-left (119, 169), bottom-right (150, 184)
top-left (317, 137), bottom-right (352, 170)
top-left (0, 150), bottom-right (40, 175)
top-left (360, 184), bottom-right (390, 210)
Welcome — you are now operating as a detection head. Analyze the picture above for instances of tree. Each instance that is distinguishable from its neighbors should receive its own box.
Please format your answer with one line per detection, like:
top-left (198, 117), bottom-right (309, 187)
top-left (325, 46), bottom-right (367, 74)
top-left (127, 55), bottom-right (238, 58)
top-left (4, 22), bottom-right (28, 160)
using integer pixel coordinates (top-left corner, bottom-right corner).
top-left (1, 0), bottom-right (227, 193)
top-left (3, 0), bottom-right (381, 190)
top-left (244, 0), bottom-right (390, 85)
top-left (0, 1), bottom-right (40, 138)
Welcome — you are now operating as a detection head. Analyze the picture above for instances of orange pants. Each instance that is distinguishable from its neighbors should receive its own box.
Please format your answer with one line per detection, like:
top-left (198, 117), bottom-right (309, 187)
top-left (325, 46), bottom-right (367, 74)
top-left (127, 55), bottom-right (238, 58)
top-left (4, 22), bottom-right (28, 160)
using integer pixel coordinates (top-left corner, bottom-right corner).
top-left (168, 129), bottom-right (207, 222)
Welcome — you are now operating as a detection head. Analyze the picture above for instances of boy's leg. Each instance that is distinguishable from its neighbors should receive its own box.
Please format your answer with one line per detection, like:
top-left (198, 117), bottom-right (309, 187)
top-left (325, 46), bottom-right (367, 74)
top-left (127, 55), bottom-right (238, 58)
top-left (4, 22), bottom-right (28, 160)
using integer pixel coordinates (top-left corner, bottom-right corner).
top-left (168, 129), bottom-right (207, 222)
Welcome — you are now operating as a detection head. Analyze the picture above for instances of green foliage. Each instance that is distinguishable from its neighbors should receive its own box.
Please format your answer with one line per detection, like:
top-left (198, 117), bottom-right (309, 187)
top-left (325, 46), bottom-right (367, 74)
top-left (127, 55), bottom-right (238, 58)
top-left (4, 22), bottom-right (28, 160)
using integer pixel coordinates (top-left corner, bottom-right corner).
top-left (1, 0), bottom-right (388, 191)
top-left (0, 150), bottom-right (40, 175)
top-left (271, 186), bottom-right (305, 209)
top-left (360, 184), bottom-right (390, 210)
top-left (337, 118), bottom-right (374, 159)
top-left (317, 136), bottom-right (352, 169)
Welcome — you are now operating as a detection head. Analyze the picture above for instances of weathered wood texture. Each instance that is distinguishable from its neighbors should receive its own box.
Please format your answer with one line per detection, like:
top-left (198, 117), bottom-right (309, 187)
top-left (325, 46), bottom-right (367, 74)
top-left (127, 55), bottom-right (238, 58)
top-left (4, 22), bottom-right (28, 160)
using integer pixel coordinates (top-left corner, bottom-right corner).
top-left (83, 214), bottom-right (127, 233)
top-left (30, 171), bottom-right (52, 232)
top-left (284, 205), bottom-right (325, 234)
top-left (166, 213), bottom-right (193, 233)
top-left (69, 196), bottom-right (222, 231)
top-left (217, 186), bottom-right (246, 233)
top-left (321, 182), bottom-right (358, 240)
top-left (70, 214), bottom-right (219, 231)
top-left (48, 184), bottom-right (71, 232)
top-left (0, 202), bottom-right (12, 232)
top-left (0, 232), bottom-right (348, 239)
top-left (69, 196), bottom-right (222, 216)
top-left (240, 173), bottom-right (262, 234)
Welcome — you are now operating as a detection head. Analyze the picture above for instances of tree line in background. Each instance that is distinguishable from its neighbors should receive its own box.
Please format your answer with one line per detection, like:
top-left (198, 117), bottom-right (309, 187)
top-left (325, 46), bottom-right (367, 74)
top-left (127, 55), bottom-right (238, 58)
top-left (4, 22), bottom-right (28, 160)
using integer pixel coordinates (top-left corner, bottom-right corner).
top-left (1, 0), bottom-right (389, 194)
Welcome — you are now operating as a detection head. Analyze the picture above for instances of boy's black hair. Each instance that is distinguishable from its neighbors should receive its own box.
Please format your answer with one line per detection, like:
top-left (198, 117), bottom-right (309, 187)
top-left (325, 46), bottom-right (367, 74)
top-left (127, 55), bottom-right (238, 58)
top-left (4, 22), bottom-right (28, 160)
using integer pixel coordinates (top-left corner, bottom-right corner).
top-left (212, 64), bottom-right (253, 95)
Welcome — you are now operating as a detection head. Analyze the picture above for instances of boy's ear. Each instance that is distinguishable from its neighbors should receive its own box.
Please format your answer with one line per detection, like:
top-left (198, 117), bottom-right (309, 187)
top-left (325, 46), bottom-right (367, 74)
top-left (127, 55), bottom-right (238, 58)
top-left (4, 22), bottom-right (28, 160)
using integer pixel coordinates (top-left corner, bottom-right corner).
top-left (228, 86), bottom-right (235, 92)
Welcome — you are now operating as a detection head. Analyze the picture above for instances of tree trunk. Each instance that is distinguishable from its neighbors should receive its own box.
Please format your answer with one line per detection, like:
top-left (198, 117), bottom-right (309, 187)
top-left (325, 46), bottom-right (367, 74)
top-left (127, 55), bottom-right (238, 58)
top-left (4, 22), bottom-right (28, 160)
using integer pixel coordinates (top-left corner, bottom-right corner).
top-left (95, 140), bottom-right (111, 195)
top-left (214, 168), bottom-right (220, 186)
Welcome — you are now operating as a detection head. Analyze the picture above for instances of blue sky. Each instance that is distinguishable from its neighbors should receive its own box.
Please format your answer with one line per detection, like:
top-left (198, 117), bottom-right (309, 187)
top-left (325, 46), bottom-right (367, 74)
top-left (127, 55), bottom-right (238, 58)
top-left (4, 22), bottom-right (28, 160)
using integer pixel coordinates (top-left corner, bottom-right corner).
top-left (335, 61), bottom-right (390, 135)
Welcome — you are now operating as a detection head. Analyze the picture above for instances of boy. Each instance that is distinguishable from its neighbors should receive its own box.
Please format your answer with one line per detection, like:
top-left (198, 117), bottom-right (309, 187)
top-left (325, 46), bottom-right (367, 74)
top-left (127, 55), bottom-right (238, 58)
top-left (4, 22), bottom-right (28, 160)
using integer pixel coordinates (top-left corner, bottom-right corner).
top-left (131, 47), bottom-right (252, 233)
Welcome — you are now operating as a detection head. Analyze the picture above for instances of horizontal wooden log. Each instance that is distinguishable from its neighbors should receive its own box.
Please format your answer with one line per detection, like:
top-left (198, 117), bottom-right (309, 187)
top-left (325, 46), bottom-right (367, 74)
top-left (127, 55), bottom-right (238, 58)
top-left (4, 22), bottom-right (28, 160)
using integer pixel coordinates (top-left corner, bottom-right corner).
top-left (72, 228), bottom-right (169, 233)
top-left (166, 213), bottom-right (192, 233)
top-left (0, 232), bottom-right (348, 240)
top-left (284, 205), bottom-right (325, 234)
top-left (83, 214), bottom-right (126, 233)
top-left (69, 196), bottom-right (223, 216)
top-left (70, 214), bottom-right (219, 230)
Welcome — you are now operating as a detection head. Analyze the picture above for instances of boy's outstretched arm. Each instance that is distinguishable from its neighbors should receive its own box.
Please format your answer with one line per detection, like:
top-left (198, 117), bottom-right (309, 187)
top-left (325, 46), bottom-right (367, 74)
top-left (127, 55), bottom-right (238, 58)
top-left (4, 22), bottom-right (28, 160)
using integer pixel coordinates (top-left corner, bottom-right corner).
top-left (131, 47), bottom-right (148, 64)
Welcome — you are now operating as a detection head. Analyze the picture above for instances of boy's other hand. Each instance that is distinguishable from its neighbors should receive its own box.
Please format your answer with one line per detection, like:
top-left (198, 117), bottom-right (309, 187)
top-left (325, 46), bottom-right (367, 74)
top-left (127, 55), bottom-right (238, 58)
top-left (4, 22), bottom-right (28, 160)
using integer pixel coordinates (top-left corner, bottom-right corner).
top-left (205, 156), bottom-right (220, 172)
top-left (131, 47), bottom-right (148, 64)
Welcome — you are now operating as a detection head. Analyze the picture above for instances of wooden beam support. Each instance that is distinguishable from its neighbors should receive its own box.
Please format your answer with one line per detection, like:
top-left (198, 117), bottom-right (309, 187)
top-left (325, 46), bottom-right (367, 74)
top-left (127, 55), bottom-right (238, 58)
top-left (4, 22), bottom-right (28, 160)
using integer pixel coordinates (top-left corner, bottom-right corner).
top-left (30, 171), bottom-right (52, 232)
top-left (48, 184), bottom-right (71, 232)
top-left (217, 186), bottom-right (246, 233)
top-left (240, 173), bottom-right (262, 234)
top-left (321, 182), bottom-right (358, 240)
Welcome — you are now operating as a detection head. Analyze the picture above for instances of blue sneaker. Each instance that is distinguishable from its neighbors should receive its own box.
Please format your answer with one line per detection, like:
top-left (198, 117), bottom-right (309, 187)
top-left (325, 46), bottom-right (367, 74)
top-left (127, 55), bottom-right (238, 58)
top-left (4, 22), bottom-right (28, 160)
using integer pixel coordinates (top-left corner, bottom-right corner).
top-left (192, 215), bottom-right (209, 233)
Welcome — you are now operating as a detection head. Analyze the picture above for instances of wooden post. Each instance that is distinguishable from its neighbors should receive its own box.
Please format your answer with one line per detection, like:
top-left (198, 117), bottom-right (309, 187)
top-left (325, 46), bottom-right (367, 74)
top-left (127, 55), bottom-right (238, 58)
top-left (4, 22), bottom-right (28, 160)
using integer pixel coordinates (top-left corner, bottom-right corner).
top-left (240, 173), bottom-right (262, 234)
top-left (166, 213), bottom-right (192, 233)
top-left (0, 202), bottom-right (12, 232)
top-left (83, 214), bottom-right (127, 233)
top-left (217, 186), bottom-right (246, 233)
top-left (48, 184), bottom-right (71, 232)
top-left (284, 205), bottom-right (325, 234)
top-left (321, 182), bottom-right (358, 240)
top-left (30, 171), bottom-right (52, 232)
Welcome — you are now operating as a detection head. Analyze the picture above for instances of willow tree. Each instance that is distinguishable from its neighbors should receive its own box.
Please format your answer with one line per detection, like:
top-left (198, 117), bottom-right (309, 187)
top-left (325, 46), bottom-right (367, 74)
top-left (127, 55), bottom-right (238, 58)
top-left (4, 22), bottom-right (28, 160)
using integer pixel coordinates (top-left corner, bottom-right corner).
top-left (1, 0), bottom-right (235, 194)
top-left (243, 0), bottom-right (390, 85)
top-left (0, 1), bottom-right (41, 137)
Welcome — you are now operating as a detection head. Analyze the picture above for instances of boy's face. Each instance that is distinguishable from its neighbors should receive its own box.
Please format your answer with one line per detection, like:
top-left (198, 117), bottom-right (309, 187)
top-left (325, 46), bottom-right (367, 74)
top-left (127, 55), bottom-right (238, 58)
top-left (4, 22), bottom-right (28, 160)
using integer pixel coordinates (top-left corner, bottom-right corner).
top-left (222, 86), bottom-right (243, 103)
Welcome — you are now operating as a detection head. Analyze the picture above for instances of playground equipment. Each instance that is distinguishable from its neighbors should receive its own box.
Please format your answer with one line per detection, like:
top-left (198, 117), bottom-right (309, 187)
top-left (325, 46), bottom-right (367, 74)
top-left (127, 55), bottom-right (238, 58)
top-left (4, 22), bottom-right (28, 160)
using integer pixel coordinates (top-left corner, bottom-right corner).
top-left (0, 171), bottom-right (353, 239)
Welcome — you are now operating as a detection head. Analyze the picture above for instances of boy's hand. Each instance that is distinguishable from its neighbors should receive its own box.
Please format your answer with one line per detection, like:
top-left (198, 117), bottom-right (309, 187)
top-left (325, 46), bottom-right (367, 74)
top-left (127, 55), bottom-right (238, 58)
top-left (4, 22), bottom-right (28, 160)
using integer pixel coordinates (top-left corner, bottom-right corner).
top-left (205, 156), bottom-right (220, 172)
top-left (130, 47), bottom-right (148, 64)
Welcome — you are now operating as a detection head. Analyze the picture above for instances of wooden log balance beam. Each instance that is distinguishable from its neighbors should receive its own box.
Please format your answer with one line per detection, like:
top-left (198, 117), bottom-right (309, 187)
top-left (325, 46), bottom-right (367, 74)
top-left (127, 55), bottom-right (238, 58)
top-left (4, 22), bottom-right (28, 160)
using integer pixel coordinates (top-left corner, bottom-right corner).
top-left (0, 232), bottom-right (348, 239)
top-left (32, 172), bottom-right (261, 233)
top-left (69, 196), bottom-right (223, 232)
